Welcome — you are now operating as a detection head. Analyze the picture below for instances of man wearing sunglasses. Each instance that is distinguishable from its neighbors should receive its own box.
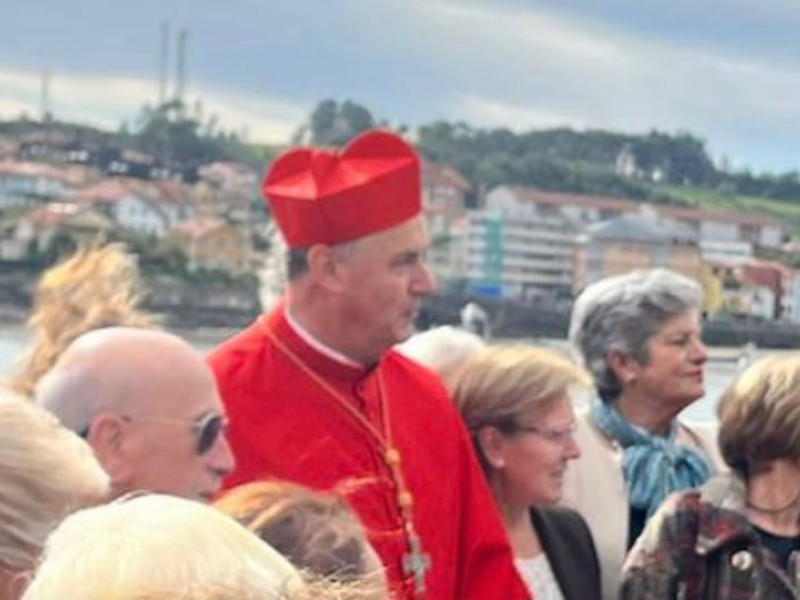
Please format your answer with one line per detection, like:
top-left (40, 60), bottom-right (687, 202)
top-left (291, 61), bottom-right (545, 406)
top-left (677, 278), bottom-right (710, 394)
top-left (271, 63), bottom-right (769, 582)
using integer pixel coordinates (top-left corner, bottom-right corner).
top-left (209, 130), bottom-right (528, 600)
top-left (35, 327), bottom-right (234, 502)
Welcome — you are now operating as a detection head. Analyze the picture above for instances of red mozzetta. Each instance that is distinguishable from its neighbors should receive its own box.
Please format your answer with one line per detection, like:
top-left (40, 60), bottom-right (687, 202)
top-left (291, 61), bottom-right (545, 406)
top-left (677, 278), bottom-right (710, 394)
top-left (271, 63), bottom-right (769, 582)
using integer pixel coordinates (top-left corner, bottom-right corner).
top-left (209, 304), bottom-right (530, 600)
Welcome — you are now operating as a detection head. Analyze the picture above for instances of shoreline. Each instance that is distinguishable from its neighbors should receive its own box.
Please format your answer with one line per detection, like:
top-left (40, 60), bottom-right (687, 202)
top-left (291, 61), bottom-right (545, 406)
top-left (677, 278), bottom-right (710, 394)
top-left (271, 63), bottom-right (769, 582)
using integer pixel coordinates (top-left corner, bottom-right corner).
top-left (0, 312), bottom-right (243, 342)
top-left (0, 314), bottom-right (765, 360)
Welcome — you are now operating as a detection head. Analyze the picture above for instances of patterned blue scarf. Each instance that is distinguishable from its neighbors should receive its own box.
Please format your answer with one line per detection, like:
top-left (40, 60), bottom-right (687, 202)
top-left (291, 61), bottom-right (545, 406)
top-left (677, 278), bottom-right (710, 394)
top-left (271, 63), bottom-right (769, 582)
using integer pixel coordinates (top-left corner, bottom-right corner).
top-left (592, 401), bottom-right (711, 518)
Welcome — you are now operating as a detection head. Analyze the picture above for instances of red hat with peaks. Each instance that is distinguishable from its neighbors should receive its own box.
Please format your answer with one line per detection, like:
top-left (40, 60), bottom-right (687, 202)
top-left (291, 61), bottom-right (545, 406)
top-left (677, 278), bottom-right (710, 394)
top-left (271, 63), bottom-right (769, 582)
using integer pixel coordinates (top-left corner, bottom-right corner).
top-left (262, 129), bottom-right (421, 247)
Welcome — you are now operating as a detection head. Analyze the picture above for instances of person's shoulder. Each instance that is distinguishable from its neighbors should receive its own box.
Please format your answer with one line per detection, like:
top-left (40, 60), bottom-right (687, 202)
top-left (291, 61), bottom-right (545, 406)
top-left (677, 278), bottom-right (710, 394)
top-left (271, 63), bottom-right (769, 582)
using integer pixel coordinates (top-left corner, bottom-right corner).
top-left (678, 419), bottom-right (718, 443)
top-left (624, 489), bottom-right (703, 576)
top-left (384, 349), bottom-right (449, 391)
top-left (677, 419), bottom-right (728, 474)
top-left (538, 505), bottom-right (591, 526)
top-left (572, 402), bottom-right (612, 450)
top-left (536, 505), bottom-right (594, 541)
top-left (207, 319), bottom-right (267, 375)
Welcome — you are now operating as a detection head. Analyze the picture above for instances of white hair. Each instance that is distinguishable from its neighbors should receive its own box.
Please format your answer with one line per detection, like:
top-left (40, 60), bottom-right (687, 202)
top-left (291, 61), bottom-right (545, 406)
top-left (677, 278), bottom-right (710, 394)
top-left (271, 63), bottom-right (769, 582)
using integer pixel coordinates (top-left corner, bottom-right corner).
top-left (34, 358), bottom-right (108, 433)
top-left (0, 388), bottom-right (109, 570)
top-left (34, 327), bottom-right (206, 434)
top-left (22, 494), bottom-right (304, 600)
top-left (395, 325), bottom-right (486, 379)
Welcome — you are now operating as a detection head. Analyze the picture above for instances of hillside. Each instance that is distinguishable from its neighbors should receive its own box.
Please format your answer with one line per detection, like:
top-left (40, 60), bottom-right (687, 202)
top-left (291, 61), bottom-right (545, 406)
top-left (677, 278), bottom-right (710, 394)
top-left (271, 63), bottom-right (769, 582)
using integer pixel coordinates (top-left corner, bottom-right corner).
top-left (660, 185), bottom-right (800, 238)
top-left (5, 99), bottom-right (800, 238)
top-left (412, 118), bottom-right (800, 237)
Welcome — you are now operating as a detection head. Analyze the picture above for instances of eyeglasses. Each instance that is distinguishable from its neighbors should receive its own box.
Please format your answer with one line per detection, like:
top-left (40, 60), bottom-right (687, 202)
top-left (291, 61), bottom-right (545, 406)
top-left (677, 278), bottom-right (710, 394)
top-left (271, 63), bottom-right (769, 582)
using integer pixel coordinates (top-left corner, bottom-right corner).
top-left (121, 412), bottom-right (228, 455)
top-left (513, 422), bottom-right (577, 445)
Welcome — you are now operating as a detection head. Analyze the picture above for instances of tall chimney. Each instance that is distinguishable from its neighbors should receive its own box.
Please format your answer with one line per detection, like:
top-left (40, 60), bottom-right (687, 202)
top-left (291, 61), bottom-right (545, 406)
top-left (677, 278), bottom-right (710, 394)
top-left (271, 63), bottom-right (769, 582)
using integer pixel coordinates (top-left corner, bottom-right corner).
top-left (175, 28), bottom-right (189, 112)
top-left (158, 22), bottom-right (170, 106)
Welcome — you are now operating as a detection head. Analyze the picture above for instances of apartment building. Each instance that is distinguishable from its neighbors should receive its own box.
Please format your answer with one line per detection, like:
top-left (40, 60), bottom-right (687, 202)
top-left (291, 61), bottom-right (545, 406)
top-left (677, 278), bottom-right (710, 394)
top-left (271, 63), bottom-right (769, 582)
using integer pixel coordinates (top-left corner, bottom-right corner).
top-left (465, 209), bottom-right (576, 300)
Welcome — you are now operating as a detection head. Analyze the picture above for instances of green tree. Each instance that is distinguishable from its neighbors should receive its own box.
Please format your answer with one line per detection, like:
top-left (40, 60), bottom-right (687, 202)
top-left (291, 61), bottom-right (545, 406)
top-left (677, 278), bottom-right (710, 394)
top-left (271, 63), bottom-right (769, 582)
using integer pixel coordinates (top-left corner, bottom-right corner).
top-left (128, 100), bottom-right (261, 166)
top-left (308, 99), bottom-right (376, 146)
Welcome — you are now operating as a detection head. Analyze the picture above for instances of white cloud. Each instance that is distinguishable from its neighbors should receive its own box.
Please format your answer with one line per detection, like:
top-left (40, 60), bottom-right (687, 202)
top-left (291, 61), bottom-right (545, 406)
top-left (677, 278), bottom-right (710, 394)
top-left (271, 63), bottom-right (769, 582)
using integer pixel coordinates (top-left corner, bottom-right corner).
top-left (0, 64), bottom-right (307, 143)
top-left (0, 98), bottom-right (35, 120)
top-left (191, 85), bottom-right (308, 143)
top-left (3, 0), bottom-right (800, 170)
top-left (391, 0), bottom-right (800, 155)
top-left (451, 95), bottom-right (589, 131)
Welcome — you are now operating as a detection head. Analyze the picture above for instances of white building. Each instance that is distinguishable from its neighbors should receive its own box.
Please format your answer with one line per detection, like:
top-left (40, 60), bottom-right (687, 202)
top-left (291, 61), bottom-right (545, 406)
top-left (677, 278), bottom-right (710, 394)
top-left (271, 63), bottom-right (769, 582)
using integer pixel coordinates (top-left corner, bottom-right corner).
top-left (784, 273), bottom-right (800, 323)
top-left (465, 209), bottom-right (576, 300)
top-left (485, 186), bottom-right (636, 226)
top-left (0, 161), bottom-right (76, 209)
top-left (427, 216), bottom-right (469, 292)
top-left (73, 179), bottom-right (195, 238)
top-left (657, 205), bottom-right (783, 248)
top-left (486, 186), bottom-right (785, 249)
top-left (699, 239), bottom-right (753, 263)
top-left (114, 194), bottom-right (170, 237)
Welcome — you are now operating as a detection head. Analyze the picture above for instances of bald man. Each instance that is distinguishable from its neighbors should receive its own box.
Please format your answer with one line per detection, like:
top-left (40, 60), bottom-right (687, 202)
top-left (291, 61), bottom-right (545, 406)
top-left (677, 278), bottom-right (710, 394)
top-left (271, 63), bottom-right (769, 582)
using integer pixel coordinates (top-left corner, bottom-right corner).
top-left (36, 328), bottom-right (234, 502)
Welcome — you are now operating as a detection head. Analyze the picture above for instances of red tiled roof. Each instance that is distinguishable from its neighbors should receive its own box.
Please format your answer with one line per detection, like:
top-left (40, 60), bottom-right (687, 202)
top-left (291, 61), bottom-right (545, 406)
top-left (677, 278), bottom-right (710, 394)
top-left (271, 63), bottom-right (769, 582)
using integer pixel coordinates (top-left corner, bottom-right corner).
top-left (201, 161), bottom-right (258, 181)
top-left (73, 180), bottom-right (132, 203)
top-left (26, 203), bottom-right (81, 228)
top-left (503, 186), bottom-right (781, 228)
top-left (422, 161), bottom-right (471, 192)
top-left (25, 202), bottom-right (115, 231)
top-left (175, 216), bottom-right (225, 239)
top-left (128, 179), bottom-right (190, 205)
top-left (504, 187), bottom-right (638, 212)
top-left (0, 160), bottom-right (79, 186)
top-left (740, 261), bottom-right (791, 295)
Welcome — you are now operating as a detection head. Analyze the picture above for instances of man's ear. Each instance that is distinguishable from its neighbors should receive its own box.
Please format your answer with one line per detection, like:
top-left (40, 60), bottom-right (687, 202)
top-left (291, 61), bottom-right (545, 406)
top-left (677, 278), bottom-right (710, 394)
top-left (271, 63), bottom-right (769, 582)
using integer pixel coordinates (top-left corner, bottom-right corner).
top-left (607, 350), bottom-right (640, 387)
top-left (306, 244), bottom-right (348, 292)
top-left (476, 426), bottom-right (508, 470)
top-left (87, 414), bottom-right (130, 483)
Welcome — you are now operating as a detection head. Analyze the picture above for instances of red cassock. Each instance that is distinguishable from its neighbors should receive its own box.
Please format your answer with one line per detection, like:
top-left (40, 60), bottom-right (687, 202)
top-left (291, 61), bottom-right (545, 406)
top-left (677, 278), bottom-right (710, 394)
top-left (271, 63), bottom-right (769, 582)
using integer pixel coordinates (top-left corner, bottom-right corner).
top-left (208, 305), bottom-right (530, 600)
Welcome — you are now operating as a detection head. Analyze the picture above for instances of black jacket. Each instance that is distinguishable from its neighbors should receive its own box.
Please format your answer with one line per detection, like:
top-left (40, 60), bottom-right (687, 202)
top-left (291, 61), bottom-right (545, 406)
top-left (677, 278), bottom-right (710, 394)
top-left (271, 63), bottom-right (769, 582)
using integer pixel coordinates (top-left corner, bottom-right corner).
top-left (531, 506), bottom-right (602, 600)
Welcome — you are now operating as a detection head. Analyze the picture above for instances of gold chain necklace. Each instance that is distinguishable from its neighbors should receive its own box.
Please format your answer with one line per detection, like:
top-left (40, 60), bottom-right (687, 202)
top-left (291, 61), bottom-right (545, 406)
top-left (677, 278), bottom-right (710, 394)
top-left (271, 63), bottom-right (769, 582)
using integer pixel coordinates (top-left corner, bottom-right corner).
top-left (264, 327), bottom-right (430, 598)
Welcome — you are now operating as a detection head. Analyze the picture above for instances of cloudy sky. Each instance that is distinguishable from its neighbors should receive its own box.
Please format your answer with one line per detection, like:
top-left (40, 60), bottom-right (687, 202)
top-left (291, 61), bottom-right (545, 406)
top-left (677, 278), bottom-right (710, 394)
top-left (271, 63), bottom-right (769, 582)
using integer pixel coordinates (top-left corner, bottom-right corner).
top-left (3, 0), bottom-right (799, 172)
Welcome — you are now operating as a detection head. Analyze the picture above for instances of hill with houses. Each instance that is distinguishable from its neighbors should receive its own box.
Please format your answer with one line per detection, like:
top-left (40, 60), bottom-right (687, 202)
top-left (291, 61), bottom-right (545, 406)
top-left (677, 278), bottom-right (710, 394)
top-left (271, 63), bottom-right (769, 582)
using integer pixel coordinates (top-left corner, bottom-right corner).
top-left (2, 106), bottom-right (800, 336)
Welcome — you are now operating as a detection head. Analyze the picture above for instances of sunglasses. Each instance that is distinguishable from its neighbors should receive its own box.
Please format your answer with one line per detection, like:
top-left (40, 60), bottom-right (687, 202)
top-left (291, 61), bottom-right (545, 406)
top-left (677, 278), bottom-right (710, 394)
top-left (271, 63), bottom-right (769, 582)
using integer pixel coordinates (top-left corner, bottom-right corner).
top-left (91, 412), bottom-right (228, 455)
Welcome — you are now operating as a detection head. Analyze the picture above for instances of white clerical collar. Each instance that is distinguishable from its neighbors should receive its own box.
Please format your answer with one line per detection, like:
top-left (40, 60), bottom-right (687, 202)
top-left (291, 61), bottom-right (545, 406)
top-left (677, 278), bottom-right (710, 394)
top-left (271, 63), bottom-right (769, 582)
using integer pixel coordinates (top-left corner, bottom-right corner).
top-left (284, 307), bottom-right (363, 368)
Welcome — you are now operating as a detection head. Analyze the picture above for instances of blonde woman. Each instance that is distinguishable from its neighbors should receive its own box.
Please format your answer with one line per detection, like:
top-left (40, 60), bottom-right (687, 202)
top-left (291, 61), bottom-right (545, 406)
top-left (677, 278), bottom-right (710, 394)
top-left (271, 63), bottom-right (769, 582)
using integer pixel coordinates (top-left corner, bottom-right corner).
top-left (450, 346), bottom-right (600, 600)
top-left (0, 387), bottom-right (109, 600)
top-left (8, 242), bottom-right (157, 397)
top-left (22, 494), bottom-right (304, 600)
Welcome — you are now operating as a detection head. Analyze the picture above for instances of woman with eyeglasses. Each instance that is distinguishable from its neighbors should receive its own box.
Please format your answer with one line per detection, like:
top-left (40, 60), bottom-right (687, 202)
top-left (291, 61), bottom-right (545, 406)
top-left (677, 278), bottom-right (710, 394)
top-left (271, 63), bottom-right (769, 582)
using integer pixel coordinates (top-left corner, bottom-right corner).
top-left (449, 345), bottom-right (601, 600)
top-left (562, 268), bottom-right (727, 600)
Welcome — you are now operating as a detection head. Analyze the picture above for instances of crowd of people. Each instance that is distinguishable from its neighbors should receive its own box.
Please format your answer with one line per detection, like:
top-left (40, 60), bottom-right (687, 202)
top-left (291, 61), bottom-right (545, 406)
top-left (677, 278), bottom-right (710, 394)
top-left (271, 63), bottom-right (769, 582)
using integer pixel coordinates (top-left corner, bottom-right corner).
top-left (1, 129), bottom-right (799, 600)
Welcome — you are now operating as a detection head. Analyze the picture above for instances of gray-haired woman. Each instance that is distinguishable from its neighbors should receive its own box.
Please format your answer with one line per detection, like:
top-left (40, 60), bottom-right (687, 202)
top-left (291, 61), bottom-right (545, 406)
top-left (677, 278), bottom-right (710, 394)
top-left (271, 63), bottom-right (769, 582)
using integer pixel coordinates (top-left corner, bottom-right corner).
top-left (561, 268), bottom-right (727, 600)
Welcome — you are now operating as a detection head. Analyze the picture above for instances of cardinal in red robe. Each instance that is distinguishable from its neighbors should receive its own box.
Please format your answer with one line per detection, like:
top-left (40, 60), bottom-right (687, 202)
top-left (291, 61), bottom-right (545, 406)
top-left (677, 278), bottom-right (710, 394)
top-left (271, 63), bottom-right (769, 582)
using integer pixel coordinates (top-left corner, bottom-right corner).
top-left (209, 130), bottom-right (530, 600)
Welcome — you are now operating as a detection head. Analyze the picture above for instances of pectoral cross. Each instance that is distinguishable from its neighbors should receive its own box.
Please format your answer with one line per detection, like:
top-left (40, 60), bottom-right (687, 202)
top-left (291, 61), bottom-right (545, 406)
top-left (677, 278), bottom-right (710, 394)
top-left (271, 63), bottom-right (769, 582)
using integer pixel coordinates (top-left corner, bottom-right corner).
top-left (402, 532), bottom-right (431, 598)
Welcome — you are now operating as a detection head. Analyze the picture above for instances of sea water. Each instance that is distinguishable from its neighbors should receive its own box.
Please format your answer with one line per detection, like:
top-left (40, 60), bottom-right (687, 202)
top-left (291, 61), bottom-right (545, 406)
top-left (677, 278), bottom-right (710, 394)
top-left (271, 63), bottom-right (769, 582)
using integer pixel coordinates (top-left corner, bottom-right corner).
top-left (0, 325), bottom-right (740, 422)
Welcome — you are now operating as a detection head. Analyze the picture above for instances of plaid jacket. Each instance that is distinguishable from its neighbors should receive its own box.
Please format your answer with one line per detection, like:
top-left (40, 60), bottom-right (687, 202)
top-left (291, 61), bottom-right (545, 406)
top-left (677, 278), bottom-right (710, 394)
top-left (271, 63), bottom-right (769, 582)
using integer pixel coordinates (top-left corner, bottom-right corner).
top-left (621, 474), bottom-right (799, 600)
